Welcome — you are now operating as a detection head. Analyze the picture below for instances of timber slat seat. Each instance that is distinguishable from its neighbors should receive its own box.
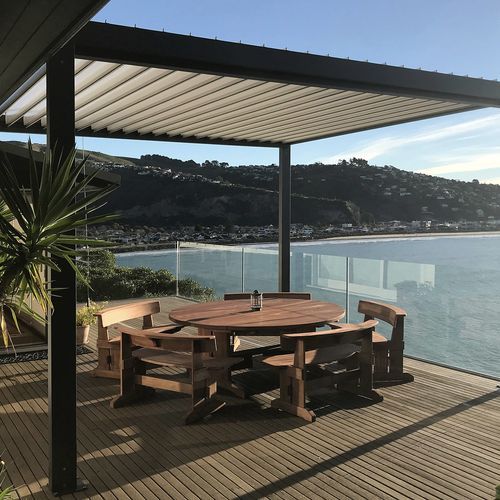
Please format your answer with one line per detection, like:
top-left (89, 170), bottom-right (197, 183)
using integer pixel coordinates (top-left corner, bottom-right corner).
top-left (132, 348), bottom-right (240, 370)
top-left (259, 344), bottom-right (360, 367)
top-left (93, 300), bottom-right (182, 379)
top-left (262, 320), bottom-right (382, 422)
top-left (111, 327), bottom-right (243, 424)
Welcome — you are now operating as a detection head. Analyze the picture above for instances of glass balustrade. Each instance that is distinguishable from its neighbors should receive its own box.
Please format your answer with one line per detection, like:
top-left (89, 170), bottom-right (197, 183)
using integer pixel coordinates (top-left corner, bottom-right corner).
top-left (114, 240), bottom-right (500, 379)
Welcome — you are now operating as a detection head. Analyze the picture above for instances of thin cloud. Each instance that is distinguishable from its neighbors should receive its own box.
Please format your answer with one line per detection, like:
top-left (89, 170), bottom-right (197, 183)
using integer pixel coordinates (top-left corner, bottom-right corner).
top-left (318, 113), bottom-right (500, 164)
top-left (417, 151), bottom-right (500, 176)
top-left (481, 176), bottom-right (500, 185)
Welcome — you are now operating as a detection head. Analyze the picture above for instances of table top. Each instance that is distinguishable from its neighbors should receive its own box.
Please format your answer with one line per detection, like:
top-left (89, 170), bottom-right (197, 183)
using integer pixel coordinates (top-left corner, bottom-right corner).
top-left (169, 298), bottom-right (345, 333)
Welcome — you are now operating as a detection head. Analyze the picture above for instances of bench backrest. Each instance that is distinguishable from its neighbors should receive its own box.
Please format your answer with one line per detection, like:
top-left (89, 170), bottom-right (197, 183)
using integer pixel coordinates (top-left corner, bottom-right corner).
top-left (281, 320), bottom-right (377, 352)
top-left (358, 300), bottom-right (406, 327)
top-left (95, 300), bottom-right (161, 342)
top-left (96, 300), bottom-right (160, 328)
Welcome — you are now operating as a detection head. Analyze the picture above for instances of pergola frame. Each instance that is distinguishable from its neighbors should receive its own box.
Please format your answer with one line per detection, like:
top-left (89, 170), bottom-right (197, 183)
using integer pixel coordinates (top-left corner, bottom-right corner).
top-left (3, 20), bottom-right (500, 495)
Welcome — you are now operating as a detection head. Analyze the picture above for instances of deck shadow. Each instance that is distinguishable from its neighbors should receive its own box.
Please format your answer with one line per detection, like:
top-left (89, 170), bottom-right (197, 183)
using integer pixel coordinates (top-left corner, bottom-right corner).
top-left (234, 388), bottom-right (500, 500)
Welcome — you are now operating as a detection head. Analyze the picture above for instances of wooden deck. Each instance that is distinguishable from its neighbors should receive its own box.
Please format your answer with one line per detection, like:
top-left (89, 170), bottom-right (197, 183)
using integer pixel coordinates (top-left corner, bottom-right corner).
top-left (0, 296), bottom-right (499, 499)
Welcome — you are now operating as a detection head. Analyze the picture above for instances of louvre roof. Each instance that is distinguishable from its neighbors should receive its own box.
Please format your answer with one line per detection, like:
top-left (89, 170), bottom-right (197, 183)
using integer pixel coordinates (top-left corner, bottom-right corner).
top-left (1, 22), bottom-right (500, 147)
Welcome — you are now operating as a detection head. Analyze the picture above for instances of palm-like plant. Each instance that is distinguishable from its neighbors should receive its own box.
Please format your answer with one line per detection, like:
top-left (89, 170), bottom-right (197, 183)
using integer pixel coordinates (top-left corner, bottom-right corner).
top-left (0, 142), bottom-right (117, 347)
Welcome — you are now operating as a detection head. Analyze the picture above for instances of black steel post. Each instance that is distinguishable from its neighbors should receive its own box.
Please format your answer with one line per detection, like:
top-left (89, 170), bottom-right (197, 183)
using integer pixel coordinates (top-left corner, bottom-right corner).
top-left (279, 144), bottom-right (291, 292)
top-left (46, 43), bottom-right (83, 496)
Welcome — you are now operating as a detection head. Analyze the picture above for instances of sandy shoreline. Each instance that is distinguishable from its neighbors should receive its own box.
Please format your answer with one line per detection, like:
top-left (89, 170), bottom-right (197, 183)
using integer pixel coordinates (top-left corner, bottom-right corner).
top-left (113, 230), bottom-right (500, 255)
top-left (317, 230), bottom-right (500, 242)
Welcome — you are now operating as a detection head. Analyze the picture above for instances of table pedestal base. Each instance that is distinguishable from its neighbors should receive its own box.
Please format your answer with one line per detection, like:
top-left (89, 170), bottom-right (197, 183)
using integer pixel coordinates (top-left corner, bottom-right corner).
top-left (198, 328), bottom-right (246, 399)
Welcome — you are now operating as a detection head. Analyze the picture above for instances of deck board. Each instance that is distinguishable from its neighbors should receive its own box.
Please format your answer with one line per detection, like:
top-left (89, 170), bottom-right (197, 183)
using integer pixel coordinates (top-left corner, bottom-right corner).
top-left (0, 295), bottom-right (499, 499)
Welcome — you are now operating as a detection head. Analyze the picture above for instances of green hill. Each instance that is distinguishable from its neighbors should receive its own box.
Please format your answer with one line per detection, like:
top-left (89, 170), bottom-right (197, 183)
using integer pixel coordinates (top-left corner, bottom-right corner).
top-left (6, 141), bottom-right (500, 225)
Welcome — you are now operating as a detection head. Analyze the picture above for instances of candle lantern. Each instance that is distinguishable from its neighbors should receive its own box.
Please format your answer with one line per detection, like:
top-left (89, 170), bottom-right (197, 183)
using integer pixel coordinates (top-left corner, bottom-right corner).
top-left (250, 290), bottom-right (263, 311)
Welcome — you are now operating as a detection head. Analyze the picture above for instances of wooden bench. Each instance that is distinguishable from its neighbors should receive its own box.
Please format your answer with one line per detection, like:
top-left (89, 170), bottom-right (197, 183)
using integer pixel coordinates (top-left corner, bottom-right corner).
top-left (262, 320), bottom-right (382, 422)
top-left (111, 325), bottom-right (243, 424)
top-left (92, 300), bottom-right (182, 379)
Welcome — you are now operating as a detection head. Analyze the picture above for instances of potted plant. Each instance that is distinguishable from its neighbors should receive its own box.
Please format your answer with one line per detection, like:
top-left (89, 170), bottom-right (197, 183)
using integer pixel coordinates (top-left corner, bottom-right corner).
top-left (0, 459), bottom-right (14, 499)
top-left (0, 141), bottom-right (117, 348)
top-left (76, 301), bottom-right (105, 345)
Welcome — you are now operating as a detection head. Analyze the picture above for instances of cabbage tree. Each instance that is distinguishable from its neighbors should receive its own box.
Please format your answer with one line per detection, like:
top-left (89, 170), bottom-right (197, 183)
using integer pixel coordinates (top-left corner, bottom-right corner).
top-left (0, 142), bottom-right (117, 347)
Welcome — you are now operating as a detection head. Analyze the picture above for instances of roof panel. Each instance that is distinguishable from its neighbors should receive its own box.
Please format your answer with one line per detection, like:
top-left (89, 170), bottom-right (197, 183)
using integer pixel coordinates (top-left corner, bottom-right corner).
top-left (267, 103), bottom-right (471, 144)
top-left (75, 64), bottom-right (147, 110)
top-left (148, 83), bottom-right (322, 134)
top-left (0, 57), bottom-right (483, 146)
top-left (145, 82), bottom-right (313, 136)
top-left (89, 72), bottom-right (221, 131)
top-left (193, 93), bottom-right (395, 139)
top-left (76, 69), bottom-right (184, 128)
top-left (214, 97), bottom-right (450, 140)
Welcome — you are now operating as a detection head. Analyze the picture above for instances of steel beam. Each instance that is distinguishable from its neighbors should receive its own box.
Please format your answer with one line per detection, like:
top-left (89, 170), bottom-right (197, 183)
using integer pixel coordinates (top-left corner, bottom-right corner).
top-left (0, 118), bottom-right (280, 149)
top-left (75, 22), bottom-right (500, 108)
top-left (279, 144), bottom-right (291, 292)
top-left (46, 43), bottom-right (84, 496)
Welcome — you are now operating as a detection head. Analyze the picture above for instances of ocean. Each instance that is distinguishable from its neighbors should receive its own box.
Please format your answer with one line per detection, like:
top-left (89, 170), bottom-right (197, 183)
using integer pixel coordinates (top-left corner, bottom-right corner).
top-left (116, 234), bottom-right (500, 378)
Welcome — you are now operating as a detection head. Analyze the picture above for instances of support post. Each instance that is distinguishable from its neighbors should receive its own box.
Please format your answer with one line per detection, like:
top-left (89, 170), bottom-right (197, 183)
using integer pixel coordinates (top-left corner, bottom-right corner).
top-left (279, 144), bottom-right (291, 292)
top-left (46, 43), bottom-right (83, 496)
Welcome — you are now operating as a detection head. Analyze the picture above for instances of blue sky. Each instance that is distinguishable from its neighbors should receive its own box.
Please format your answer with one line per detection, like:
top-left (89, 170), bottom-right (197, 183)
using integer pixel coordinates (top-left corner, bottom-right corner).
top-left (3, 0), bottom-right (500, 182)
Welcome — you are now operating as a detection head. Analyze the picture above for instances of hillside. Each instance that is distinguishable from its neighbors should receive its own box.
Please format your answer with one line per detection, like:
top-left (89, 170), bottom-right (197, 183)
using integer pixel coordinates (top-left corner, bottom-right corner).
top-left (99, 155), bottom-right (500, 224)
top-left (4, 140), bottom-right (136, 166)
top-left (6, 141), bottom-right (500, 226)
top-left (103, 166), bottom-right (355, 226)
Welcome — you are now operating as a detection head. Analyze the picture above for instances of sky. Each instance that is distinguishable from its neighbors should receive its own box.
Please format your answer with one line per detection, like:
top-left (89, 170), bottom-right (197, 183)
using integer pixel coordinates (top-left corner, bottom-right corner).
top-left (2, 0), bottom-right (500, 182)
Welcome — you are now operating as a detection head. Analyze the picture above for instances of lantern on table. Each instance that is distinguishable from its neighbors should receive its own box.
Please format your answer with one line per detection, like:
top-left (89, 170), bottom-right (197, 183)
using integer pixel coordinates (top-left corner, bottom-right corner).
top-left (250, 290), bottom-right (263, 311)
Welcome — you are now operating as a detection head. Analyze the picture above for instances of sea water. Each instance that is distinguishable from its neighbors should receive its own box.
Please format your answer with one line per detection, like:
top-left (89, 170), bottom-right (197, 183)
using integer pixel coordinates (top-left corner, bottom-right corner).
top-left (116, 234), bottom-right (500, 378)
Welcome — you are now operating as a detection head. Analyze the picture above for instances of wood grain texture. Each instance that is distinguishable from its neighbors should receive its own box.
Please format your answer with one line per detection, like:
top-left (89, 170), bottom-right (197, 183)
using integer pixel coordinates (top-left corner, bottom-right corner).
top-left (170, 298), bottom-right (345, 332)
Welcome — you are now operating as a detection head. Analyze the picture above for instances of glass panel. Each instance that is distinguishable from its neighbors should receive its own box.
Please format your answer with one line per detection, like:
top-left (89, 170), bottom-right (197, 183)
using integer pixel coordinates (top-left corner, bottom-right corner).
top-left (243, 246), bottom-right (278, 293)
top-left (346, 256), bottom-right (500, 378)
top-left (112, 238), bottom-right (500, 378)
top-left (178, 242), bottom-right (243, 299)
top-left (114, 246), bottom-right (177, 272)
top-left (290, 251), bottom-right (347, 311)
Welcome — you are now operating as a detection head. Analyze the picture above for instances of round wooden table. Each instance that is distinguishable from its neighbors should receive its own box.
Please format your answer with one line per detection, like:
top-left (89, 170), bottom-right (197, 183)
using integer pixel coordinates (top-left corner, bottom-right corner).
top-left (170, 298), bottom-right (345, 397)
top-left (170, 298), bottom-right (345, 333)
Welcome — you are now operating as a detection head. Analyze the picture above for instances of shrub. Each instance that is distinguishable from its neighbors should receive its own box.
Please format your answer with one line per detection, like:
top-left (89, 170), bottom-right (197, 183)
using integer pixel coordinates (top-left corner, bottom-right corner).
top-left (77, 250), bottom-right (213, 301)
top-left (178, 278), bottom-right (214, 302)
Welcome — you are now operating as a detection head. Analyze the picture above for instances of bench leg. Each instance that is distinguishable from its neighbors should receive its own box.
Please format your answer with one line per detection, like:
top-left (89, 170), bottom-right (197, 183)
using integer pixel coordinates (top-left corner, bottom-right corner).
top-left (186, 366), bottom-right (226, 424)
top-left (270, 368), bottom-right (316, 422)
top-left (185, 397), bottom-right (226, 424)
top-left (110, 391), bottom-right (142, 408)
top-left (373, 342), bottom-right (413, 384)
top-left (270, 398), bottom-right (316, 422)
